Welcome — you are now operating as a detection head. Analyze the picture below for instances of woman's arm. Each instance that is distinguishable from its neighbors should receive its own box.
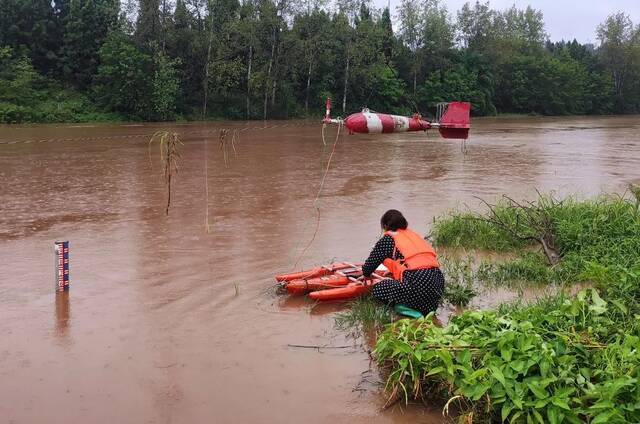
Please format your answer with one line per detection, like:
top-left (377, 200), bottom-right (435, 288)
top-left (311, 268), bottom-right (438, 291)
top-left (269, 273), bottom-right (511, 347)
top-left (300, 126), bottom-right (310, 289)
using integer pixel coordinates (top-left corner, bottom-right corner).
top-left (362, 235), bottom-right (395, 277)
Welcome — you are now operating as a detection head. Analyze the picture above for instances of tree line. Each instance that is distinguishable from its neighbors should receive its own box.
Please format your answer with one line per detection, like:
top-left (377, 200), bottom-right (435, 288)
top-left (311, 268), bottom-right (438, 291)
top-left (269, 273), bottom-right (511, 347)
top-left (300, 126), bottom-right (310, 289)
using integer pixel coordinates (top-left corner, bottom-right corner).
top-left (1, 0), bottom-right (639, 123)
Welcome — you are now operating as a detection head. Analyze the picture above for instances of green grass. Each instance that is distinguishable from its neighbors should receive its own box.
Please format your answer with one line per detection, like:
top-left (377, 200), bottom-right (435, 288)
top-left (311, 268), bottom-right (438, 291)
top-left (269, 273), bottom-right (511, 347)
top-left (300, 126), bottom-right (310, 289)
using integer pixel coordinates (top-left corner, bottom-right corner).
top-left (476, 252), bottom-right (554, 287)
top-left (433, 194), bottom-right (640, 287)
top-left (373, 193), bottom-right (640, 422)
top-left (432, 209), bottom-right (529, 252)
top-left (335, 295), bottom-right (395, 333)
top-left (440, 256), bottom-right (478, 307)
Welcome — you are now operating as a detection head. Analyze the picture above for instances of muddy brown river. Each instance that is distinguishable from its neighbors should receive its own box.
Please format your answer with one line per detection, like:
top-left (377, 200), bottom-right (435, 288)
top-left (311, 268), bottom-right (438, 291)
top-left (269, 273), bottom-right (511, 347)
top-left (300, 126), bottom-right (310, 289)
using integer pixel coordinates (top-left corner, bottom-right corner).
top-left (1, 115), bottom-right (639, 423)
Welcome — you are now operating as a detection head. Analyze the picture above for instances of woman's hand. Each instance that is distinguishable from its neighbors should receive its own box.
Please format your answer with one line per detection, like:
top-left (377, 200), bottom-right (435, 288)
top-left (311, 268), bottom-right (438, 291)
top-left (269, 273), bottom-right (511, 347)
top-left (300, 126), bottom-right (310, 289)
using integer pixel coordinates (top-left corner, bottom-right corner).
top-left (360, 276), bottom-right (373, 285)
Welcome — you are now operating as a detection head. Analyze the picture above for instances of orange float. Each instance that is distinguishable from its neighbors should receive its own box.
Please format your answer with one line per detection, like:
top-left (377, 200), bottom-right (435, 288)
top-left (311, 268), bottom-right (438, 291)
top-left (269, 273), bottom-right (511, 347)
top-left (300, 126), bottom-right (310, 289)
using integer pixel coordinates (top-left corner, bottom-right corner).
top-left (275, 262), bottom-right (355, 282)
top-left (276, 262), bottom-right (388, 301)
top-left (285, 273), bottom-right (353, 295)
top-left (308, 277), bottom-right (384, 301)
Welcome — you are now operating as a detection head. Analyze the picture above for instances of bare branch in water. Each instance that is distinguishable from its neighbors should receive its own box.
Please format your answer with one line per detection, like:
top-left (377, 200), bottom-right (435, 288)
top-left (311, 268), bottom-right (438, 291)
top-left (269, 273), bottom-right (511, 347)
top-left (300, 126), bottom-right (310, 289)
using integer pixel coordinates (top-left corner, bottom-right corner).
top-left (149, 131), bottom-right (183, 215)
top-left (472, 193), bottom-right (561, 265)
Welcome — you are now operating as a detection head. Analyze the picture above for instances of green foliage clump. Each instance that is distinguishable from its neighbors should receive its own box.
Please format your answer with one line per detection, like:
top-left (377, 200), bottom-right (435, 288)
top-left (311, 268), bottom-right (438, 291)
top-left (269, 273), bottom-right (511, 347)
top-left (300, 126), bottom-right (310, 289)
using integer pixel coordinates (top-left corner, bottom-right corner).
top-left (93, 31), bottom-right (153, 119)
top-left (376, 289), bottom-right (640, 423)
top-left (433, 194), bottom-right (640, 286)
top-left (0, 47), bottom-right (116, 123)
top-left (478, 252), bottom-right (554, 287)
top-left (433, 208), bottom-right (529, 252)
top-left (423, 65), bottom-right (495, 116)
top-left (440, 256), bottom-right (478, 307)
top-left (335, 295), bottom-right (394, 333)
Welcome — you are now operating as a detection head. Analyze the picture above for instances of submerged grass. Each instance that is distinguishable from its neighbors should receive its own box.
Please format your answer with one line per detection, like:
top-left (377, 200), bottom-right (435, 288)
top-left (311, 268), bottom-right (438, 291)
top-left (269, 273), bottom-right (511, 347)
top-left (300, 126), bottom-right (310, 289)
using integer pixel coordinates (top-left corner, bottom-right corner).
top-left (371, 193), bottom-right (640, 422)
top-left (335, 295), bottom-right (394, 334)
top-left (433, 193), bottom-right (640, 287)
top-left (440, 256), bottom-right (478, 307)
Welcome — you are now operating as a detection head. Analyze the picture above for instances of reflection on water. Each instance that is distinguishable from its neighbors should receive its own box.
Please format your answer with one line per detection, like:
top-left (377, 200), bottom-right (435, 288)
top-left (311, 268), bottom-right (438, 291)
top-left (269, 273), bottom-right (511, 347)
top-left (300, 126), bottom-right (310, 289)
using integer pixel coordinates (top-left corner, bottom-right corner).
top-left (54, 291), bottom-right (71, 346)
top-left (0, 115), bottom-right (639, 423)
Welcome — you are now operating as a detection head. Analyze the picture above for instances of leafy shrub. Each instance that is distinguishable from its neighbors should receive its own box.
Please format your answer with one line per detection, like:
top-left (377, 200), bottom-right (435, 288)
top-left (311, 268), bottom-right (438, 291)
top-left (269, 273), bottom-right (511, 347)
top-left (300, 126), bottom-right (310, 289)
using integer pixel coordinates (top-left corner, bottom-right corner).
top-left (440, 256), bottom-right (478, 307)
top-left (0, 102), bottom-right (33, 123)
top-left (433, 194), bottom-right (640, 286)
top-left (375, 289), bottom-right (640, 423)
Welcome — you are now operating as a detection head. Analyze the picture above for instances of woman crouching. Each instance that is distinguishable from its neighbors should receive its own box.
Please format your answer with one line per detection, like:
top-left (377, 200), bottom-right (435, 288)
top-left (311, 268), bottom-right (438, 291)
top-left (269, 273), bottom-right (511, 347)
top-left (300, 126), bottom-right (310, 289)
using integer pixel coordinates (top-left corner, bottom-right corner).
top-left (362, 209), bottom-right (445, 316)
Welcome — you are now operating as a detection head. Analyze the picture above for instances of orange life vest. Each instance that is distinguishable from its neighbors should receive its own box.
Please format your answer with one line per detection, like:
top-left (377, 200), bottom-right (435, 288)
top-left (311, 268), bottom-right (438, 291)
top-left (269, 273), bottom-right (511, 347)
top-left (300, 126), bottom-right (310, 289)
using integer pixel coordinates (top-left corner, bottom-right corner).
top-left (382, 229), bottom-right (439, 281)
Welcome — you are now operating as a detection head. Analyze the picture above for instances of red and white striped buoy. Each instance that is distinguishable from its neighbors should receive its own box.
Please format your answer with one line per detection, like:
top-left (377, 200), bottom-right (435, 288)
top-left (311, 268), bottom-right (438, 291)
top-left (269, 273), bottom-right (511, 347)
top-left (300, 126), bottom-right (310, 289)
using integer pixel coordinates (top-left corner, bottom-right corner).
top-left (322, 99), bottom-right (470, 140)
top-left (343, 109), bottom-right (430, 134)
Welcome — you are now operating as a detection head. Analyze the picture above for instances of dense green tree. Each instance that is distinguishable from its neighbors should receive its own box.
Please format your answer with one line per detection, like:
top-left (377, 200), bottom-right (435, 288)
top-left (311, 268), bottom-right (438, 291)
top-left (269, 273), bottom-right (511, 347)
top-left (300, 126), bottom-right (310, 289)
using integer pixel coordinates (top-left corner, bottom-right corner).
top-left (396, 0), bottom-right (423, 95)
top-left (1, 0), bottom-right (639, 122)
top-left (421, 0), bottom-right (454, 74)
top-left (61, 0), bottom-right (119, 87)
top-left (0, 46), bottom-right (40, 106)
top-left (93, 31), bottom-right (153, 118)
top-left (0, 0), bottom-right (60, 73)
top-left (457, 1), bottom-right (498, 51)
top-left (422, 64), bottom-right (492, 115)
top-left (151, 51), bottom-right (181, 120)
top-left (136, 0), bottom-right (161, 46)
top-left (597, 12), bottom-right (640, 111)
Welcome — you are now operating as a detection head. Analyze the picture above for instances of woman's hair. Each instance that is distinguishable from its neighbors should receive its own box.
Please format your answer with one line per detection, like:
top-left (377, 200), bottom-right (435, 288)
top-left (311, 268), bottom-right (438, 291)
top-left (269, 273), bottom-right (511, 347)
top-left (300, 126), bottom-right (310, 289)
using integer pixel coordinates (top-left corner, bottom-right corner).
top-left (380, 209), bottom-right (408, 231)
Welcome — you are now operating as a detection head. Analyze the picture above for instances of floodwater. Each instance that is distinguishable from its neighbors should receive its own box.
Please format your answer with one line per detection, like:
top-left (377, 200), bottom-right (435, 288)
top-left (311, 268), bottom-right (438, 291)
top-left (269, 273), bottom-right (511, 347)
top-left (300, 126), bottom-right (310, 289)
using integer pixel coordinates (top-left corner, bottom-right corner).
top-left (1, 115), bottom-right (639, 423)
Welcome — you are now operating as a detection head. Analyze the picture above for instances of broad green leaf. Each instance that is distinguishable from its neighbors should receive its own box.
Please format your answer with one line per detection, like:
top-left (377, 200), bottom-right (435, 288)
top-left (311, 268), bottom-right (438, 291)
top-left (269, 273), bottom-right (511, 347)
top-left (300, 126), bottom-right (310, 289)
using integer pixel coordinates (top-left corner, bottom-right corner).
top-left (501, 402), bottom-right (514, 422)
top-left (533, 398), bottom-right (548, 408)
top-left (591, 410), bottom-right (617, 424)
top-left (532, 409), bottom-right (545, 424)
top-left (589, 290), bottom-right (607, 315)
top-left (501, 347), bottom-right (513, 362)
top-left (550, 397), bottom-right (571, 410)
top-left (426, 366), bottom-right (444, 377)
top-left (526, 382), bottom-right (548, 399)
top-left (589, 400), bottom-right (615, 410)
top-left (490, 365), bottom-right (507, 387)
top-left (547, 406), bottom-right (559, 424)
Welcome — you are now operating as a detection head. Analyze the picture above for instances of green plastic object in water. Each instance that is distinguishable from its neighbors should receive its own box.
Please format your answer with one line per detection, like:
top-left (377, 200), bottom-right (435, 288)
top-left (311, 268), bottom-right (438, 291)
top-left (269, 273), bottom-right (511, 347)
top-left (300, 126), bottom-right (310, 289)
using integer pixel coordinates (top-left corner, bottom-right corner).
top-left (394, 304), bottom-right (423, 319)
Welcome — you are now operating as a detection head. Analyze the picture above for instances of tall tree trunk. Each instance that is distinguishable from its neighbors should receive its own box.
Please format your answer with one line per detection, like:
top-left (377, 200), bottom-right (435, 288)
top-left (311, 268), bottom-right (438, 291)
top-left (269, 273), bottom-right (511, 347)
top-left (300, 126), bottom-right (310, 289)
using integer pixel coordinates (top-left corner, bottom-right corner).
top-left (246, 44), bottom-right (252, 119)
top-left (263, 30), bottom-right (275, 120)
top-left (271, 42), bottom-right (280, 108)
top-left (413, 68), bottom-right (417, 96)
top-left (305, 57), bottom-right (312, 115)
top-left (202, 6), bottom-right (214, 119)
top-left (161, 0), bottom-right (167, 52)
top-left (342, 55), bottom-right (349, 114)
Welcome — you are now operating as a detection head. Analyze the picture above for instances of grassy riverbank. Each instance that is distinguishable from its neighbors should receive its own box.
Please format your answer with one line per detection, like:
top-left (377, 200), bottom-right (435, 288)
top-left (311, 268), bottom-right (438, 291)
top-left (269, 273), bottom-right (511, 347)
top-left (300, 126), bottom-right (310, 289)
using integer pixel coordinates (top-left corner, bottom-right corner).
top-left (344, 192), bottom-right (640, 422)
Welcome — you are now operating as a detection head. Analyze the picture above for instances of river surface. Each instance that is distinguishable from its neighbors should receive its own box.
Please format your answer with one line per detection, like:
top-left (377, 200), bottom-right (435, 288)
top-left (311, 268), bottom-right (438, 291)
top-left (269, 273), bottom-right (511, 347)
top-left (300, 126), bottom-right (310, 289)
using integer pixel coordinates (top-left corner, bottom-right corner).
top-left (1, 115), bottom-right (639, 423)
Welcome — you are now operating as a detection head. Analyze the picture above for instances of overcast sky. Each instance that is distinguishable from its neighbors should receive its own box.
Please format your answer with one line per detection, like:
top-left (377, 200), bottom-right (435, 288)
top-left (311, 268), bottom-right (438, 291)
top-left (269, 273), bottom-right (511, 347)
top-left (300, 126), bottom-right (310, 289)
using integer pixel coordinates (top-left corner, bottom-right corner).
top-left (372, 0), bottom-right (640, 44)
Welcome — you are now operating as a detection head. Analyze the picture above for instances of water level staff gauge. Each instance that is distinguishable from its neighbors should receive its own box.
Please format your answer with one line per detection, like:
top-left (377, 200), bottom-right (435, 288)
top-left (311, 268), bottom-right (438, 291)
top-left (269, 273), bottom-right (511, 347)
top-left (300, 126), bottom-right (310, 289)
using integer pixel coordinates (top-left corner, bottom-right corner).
top-left (54, 241), bottom-right (69, 292)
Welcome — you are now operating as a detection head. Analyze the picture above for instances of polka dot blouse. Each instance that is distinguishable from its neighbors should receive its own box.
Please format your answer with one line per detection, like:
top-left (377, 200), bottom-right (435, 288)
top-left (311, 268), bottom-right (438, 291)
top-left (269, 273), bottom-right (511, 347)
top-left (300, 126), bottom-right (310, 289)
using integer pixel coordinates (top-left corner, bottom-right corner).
top-left (363, 234), bottom-right (445, 315)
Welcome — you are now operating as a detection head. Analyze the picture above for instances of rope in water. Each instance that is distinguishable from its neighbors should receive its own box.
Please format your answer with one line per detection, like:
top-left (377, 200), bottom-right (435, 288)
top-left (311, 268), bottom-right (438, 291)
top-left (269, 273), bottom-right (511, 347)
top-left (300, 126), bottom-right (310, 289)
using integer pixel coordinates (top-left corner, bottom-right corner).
top-left (291, 121), bottom-right (343, 271)
top-left (0, 121), bottom-right (313, 145)
top-left (204, 137), bottom-right (210, 233)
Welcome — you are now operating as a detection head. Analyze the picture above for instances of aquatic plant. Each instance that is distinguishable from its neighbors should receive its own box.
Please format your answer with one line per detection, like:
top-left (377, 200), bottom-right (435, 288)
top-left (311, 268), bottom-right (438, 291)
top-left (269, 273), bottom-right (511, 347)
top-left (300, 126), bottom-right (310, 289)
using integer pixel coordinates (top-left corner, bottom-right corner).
top-left (149, 131), bottom-right (182, 215)
top-left (335, 295), bottom-right (394, 334)
top-left (629, 183), bottom-right (640, 215)
top-left (433, 193), bottom-right (640, 287)
top-left (476, 252), bottom-right (553, 287)
top-left (203, 128), bottom-right (239, 232)
top-left (440, 256), bottom-right (478, 307)
top-left (218, 128), bottom-right (238, 168)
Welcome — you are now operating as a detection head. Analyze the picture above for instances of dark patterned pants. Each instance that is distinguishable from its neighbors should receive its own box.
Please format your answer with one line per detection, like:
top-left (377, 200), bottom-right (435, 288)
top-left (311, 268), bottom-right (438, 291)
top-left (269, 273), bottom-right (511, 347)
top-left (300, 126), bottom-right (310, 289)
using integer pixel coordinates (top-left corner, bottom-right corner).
top-left (372, 268), bottom-right (445, 316)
